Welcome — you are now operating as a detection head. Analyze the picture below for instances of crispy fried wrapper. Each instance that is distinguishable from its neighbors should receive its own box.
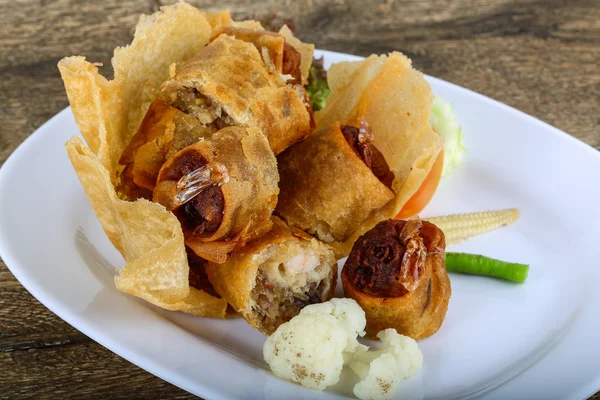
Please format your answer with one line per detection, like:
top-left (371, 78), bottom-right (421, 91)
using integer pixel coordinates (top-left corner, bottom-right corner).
top-left (58, 3), bottom-right (239, 318)
top-left (203, 10), bottom-right (313, 84)
top-left (153, 126), bottom-right (279, 264)
top-left (277, 122), bottom-right (395, 243)
top-left (118, 99), bottom-right (216, 199)
top-left (316, 54), bottom-right (444, 257)
top-left (58, 2), bottom-right (213, 181)
top-left (209, 26), bottom-right (304, 85)
top-left (162, 34), bottom-right (311, 155)
top-left (278, 25), bottom-right (314, 86)
top-left (203, 10), bottom-right (236, 29)
top-left (341, 219), bottom-right (451, 340)
top-left (206, 217), bottom-right (337, 335)
top-left (204, 9), bottom-right (266, 31)
top-left (67, 137), bottom-right (227, 318)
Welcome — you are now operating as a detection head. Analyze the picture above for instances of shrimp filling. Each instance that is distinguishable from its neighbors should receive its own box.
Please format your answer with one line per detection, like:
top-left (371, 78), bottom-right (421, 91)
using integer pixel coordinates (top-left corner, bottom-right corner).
top-left (249, 245), bottom-right (334, 331)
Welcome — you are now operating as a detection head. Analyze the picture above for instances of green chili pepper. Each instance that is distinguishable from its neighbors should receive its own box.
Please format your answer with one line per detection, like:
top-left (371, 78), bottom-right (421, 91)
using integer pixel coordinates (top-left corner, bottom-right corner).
top-left (445, 252), bottom-right (529, 283)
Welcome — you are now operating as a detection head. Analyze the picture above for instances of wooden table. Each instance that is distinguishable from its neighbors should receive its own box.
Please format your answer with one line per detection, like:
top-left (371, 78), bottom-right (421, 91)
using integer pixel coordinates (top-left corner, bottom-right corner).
top-left (1, 0), bottom-right (598, 398)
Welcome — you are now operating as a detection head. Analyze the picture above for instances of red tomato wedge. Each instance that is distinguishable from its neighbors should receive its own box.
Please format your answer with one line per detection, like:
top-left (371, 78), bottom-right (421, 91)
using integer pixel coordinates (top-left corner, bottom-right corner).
top-left (395, 150), bottom-right (444, 219)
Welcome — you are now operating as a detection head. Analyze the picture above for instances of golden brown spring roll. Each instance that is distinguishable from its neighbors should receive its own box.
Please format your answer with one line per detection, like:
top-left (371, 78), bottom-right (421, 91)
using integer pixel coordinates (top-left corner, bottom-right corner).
top-left (202, 10), bottom-right (314, 85)
top-left (206, 218), bottom-right (337, 335)
top-left (153, 126), bottom-right (279, 263)
top-left (208, 27), bottom-right (315, 128)
top-left (210, 26), bottom-right (302, 85)
top-left (341, 219), bottom-right (451, 340)
top-left (276, 121), bottom-right (395, 244)
top-left (117, 99), bottom-right (216, 200)
top-left (316, 53), bottom-right (445, 257)
top-left (161, 34), bottom-right (311, 155)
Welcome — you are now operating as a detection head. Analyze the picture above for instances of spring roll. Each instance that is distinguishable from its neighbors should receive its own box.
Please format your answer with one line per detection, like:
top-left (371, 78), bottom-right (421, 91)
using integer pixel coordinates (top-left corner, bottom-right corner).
top-left (117, 99), bottom-right (216, 199)
top-left (153, 126), bottom-right (279, 263)
top-left (162, 34), bottom-right (311, 155)
top-left (315, 53), bottom-right (444, 257)
top-left (202, 11), bottom-right (314, 84)
top-left (341, 219), bottom-right (451, 340)
top-left (206, 218), bottom-right (337, 335)
top-left (276, 121), bottom-right (395, 243)
top-left (210, 26), bottom-right (302, 85)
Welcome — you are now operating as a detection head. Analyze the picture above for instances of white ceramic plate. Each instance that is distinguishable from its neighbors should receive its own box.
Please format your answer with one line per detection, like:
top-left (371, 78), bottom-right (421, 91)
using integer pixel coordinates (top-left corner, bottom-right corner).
top-left (1, 50), bottom-right (600, 400)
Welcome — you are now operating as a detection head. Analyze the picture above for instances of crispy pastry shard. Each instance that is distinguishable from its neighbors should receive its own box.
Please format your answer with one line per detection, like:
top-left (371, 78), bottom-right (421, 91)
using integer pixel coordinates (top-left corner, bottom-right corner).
top-left (153, 126), bottom-right (279, 264)
top-left (66, 137), bottom-right (227, 318)
top-left (58, 2), bottom-right (213, 181)
top-left (278, 25), bottom-right (314, 86)
top-left (59, 3), bottom-right (232, 317)
top-left (277, 122), bottom-right (395, 243)
top-left (341, 219), bottom-right (451, 340)
top-left (206, 218), bottom-right (337, 335)
top-left (204, 9), bottom-right (266, 31)
top-left (316, 53), bottom-right (444, 257)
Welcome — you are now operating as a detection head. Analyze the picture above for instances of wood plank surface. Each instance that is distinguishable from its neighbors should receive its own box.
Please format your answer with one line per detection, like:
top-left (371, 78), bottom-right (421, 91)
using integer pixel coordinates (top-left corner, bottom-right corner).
top-left (1, 0), bottom-right (598, 398)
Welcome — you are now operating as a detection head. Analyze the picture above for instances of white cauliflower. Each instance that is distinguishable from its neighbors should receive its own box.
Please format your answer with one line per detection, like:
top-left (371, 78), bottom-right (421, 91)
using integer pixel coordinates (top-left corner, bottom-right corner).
top-left (263, 299), bottom-right (423, 400)
top-left (263, 298), bottom-right (367, 390)
top-left (349, 329), bottom-right (423, 400)
top-left (300, 297), bottom-right (368, 358)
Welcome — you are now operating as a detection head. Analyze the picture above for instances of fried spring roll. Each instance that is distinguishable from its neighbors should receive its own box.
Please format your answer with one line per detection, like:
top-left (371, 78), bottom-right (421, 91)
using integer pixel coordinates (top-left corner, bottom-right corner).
top-left (162, 34), bottom-right (311, 155)
top-left (206, 218), bottom-right (337, 335)
top-left (341, 219), bottom-right (451, 340)
top-left (276, 121), bottom-right (395, 243)
top-left (117, 99), bottom-right (215, 199)
top-left (210, 26), bottom-right (302, 85)
top-left (153, 126), bottom-right (279, 263)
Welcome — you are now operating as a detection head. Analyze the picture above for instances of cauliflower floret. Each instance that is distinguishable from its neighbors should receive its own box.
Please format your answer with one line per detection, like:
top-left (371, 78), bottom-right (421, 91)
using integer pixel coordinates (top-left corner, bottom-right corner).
top-left (263, 300), bottom-right (423, 399)
top-left (263, 298), bottom-right (367, 390)
top-left (299, 298), bottom-right (367, 354)
top-left (349, 329), bottom-right (423, 400)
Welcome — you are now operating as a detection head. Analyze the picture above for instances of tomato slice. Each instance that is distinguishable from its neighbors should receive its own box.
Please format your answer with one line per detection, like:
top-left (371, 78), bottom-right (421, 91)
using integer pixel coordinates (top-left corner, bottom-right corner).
top-left (395, 150), bottom-right (444, 219)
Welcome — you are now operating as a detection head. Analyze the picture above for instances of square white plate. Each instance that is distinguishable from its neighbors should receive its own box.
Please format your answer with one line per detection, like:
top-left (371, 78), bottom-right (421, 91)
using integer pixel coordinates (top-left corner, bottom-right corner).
top-left (1, 50), bottom-right (600, 400)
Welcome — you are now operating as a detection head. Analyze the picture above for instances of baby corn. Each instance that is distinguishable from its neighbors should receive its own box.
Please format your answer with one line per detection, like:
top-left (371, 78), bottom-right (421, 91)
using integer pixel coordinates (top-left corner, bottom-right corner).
top-left (425, 208), bottom-right (520, 245)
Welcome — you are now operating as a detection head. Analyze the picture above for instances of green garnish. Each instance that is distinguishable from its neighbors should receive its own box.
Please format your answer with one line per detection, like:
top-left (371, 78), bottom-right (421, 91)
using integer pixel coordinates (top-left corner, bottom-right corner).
top-left (445, 252), bottom-right (529, 283)
top-left (431, 97), bottom-right (467, 178)
top-left (306, 56), bottom-right (331, 111)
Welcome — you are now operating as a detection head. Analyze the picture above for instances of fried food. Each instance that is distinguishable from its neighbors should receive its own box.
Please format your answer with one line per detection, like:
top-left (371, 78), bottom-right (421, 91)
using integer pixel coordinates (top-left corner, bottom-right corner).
top-left (206, 218), bottom-right (337, 335)
top-left (58, 2), bottom-right (449, 336)
top-left (66, 137), bottom-right (228, 318)
top-left (58, 3), bottom-right (213, 180)
top-left (341, 219), bottom-right (451, 340)
top-left (203, 9), bottom-right (265, 31)
top-left (58, 3), bottom-right (230, 317)
top-left (118, 99), bottom-right (216, 199)
top-left (276, 121), bottom-right (395, 243)
top-left (278, 25), bottom-right (314, 86)
top-left (153, 126), bottom-right (279, 263)
top-left (162, 34), bottom-right (311, 155)
top-left (316, 53), bottom-right (444, 257)
top-left (204, 11), bottom-right (314, 85)
top-left (210, 26), bottom-right (302, 84)
top-left (57, 4), bottom-right (322, 317)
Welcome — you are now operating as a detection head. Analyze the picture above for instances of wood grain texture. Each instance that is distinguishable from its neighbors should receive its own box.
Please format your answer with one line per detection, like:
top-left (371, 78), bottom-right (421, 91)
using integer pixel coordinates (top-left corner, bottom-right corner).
top-left (0, 0), bottom-right (598, 398)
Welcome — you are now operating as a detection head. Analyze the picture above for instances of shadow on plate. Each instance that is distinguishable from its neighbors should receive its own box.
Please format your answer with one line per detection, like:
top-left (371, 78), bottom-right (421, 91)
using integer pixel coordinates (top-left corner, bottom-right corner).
top-left (74, 226), bottom-right (119, 290)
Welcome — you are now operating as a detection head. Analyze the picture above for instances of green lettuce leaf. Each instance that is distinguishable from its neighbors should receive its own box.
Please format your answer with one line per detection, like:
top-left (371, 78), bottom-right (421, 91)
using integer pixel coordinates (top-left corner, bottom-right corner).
top-left (306, 57), bottom-right (331, 111)
top-left (431, 97), bottom-right (467, 178)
